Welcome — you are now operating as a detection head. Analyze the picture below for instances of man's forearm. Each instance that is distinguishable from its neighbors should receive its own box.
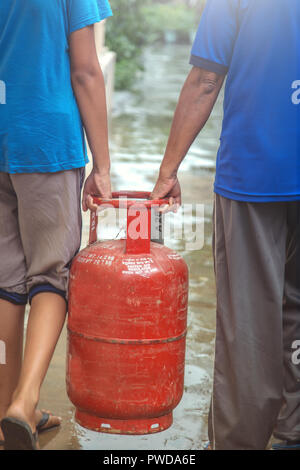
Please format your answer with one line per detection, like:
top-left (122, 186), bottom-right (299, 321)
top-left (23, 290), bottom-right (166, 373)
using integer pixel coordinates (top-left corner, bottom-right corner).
top-left (159, 66), bottom-right (225, 179)
top-left (71, 66), bottom-right (110, 174)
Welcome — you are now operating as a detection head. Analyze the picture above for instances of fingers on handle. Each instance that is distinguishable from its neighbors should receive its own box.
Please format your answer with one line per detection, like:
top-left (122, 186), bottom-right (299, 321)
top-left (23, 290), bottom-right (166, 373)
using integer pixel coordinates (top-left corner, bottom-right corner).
top-left (83, 194), bottom-right (98, 212)
top-left (159, 202), bottom-right (180, 214)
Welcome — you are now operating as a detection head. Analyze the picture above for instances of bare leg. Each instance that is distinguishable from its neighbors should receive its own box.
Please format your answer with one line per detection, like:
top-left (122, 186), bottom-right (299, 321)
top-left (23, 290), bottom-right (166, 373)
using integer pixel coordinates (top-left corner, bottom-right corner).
top-left (0, 299), bottom-right (25, 440)
top-left (5, 292), bottom-right (67, 433)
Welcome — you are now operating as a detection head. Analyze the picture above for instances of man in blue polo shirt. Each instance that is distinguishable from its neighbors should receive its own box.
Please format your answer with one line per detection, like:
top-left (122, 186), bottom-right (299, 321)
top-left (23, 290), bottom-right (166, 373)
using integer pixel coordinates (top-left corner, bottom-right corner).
top-left (151, 0), bottom-right (300, 450)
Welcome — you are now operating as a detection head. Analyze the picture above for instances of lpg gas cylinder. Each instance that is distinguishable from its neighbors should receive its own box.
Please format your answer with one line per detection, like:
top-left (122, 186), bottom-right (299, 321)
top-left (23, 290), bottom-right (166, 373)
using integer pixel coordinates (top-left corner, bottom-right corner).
top-left (67, 191), bottom-right (189, 435)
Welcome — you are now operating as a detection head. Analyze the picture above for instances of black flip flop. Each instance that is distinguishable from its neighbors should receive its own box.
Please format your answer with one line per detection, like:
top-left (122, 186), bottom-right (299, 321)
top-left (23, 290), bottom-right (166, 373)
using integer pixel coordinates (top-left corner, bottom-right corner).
top-left (0, 412), bottom-right (60, 446)
top-left (1, 417), bottom-right (38, 450)
top-left (36, 411), bottom-right (60, 434)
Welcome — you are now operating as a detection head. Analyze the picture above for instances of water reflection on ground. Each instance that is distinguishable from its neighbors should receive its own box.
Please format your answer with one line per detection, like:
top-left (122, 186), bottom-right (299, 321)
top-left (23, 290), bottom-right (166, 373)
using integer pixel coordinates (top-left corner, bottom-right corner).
top-left (39, 44), bottom-right (223, 450)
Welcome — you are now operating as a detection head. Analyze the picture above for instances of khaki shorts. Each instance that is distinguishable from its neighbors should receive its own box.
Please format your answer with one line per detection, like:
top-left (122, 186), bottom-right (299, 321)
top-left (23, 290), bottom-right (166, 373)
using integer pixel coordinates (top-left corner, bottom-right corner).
top-left (0, 169), bottom-right (84, 305)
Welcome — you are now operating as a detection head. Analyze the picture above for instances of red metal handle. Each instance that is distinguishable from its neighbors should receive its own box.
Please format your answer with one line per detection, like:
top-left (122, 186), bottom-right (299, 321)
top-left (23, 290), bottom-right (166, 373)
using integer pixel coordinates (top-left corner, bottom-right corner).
top-left (89, 191), bottom-right (168, 254)
top-left (92, 191), bottom-right (168, 209)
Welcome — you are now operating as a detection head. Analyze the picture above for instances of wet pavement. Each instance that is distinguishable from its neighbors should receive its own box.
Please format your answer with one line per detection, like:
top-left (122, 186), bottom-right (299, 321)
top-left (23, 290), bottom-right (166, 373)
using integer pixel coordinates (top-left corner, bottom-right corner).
top-left (38, 44), bottom-right (222, 450)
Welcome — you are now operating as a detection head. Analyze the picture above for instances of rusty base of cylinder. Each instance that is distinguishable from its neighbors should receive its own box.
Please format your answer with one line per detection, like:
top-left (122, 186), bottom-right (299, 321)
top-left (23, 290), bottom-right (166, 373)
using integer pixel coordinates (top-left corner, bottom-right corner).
top-left (75, 409), bottom-right (173, 435)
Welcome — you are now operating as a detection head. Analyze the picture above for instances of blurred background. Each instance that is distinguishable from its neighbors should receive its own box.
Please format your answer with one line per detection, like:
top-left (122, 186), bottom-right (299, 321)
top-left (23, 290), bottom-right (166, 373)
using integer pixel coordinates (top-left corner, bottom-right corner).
top-left (39, 0), bottom-right (225, 451)
top-left (106, 0), bottom-right (205, 91)
top-left (101, 0), bottom-right (221, 193)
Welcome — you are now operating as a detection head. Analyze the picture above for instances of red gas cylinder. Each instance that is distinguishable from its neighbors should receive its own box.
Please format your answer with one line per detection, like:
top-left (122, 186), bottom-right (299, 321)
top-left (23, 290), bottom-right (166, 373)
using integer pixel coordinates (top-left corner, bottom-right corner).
top-left (67, 191), bottom-right (189, 435)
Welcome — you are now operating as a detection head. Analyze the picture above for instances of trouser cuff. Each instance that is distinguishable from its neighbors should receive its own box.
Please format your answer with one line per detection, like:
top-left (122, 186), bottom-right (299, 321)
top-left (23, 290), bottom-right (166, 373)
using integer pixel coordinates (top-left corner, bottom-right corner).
top-left (0, 288), bottom-right (28, 306)
top-left (28, 284), bottom-right (67, 305)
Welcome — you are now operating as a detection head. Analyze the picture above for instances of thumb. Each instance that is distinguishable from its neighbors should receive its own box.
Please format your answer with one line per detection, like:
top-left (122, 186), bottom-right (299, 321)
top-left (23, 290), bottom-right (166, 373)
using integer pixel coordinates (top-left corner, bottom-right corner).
top-left (149, 190), bottom-right (156, 200)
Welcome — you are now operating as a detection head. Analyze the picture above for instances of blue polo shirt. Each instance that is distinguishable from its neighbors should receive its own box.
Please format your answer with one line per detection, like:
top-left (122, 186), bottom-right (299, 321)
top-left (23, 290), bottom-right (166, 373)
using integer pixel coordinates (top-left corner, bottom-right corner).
top-left (190, 0), bottom-right (300, 202)
top-left (0, 0), bottom-right (112, 174)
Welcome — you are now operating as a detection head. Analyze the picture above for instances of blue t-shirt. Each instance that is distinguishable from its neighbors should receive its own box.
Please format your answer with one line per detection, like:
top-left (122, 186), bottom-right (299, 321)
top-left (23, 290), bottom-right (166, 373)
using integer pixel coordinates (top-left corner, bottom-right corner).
top-left (0, 0), bottom-right (112, 174)
top-left (190, 0), bottom-right (300, 202)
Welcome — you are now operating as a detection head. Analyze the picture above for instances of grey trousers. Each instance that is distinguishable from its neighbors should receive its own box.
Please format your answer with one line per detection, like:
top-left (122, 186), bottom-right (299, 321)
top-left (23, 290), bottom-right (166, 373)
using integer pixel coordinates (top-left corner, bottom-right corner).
top-left (208, 194), bottom-right (300, 450)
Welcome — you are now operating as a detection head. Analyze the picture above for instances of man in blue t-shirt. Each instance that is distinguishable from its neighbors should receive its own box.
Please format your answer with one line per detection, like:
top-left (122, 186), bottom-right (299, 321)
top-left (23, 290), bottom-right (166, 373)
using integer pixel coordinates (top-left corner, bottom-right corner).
top-left (0, 0), bottom-right (112, 449)
top-left (152, 0), bottom-right (300, 450)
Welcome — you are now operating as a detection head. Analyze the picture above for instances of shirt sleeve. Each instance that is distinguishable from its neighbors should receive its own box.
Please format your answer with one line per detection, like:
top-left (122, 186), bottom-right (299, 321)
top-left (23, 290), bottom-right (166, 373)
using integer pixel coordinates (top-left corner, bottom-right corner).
top-left (68, 0), bottom-right (112, 35)
top-left (190, 0), bottom-right (239, 75)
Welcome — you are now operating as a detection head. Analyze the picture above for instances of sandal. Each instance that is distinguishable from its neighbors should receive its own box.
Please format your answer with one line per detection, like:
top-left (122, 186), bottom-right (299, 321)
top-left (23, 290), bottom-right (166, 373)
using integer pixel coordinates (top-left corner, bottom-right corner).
top-left (1, 417), bottom-right (38, 450)
top-left (0, 411), bottom-right (60, 447)
top-left (36, 411), bottom-right (61, 433)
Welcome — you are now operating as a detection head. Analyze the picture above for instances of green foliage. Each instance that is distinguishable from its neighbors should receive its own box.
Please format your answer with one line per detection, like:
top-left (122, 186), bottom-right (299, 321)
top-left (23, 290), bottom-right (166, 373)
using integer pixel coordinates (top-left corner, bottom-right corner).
top-left (106, 0), bottom-right (197, 90)
top-left (112, 58), bottom-right (142, 90)
top-left (142, 3), bottom-right (197, 43)
top-left (106, 0), bottom-right (151, 90)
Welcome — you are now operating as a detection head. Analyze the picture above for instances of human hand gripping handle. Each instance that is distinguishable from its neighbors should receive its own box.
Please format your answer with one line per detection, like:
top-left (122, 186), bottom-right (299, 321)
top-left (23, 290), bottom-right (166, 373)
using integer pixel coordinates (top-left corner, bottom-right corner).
top-left (150, 173), bottom-right (181, 214)
top-left (82, 168), bottom-right (112, 212)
